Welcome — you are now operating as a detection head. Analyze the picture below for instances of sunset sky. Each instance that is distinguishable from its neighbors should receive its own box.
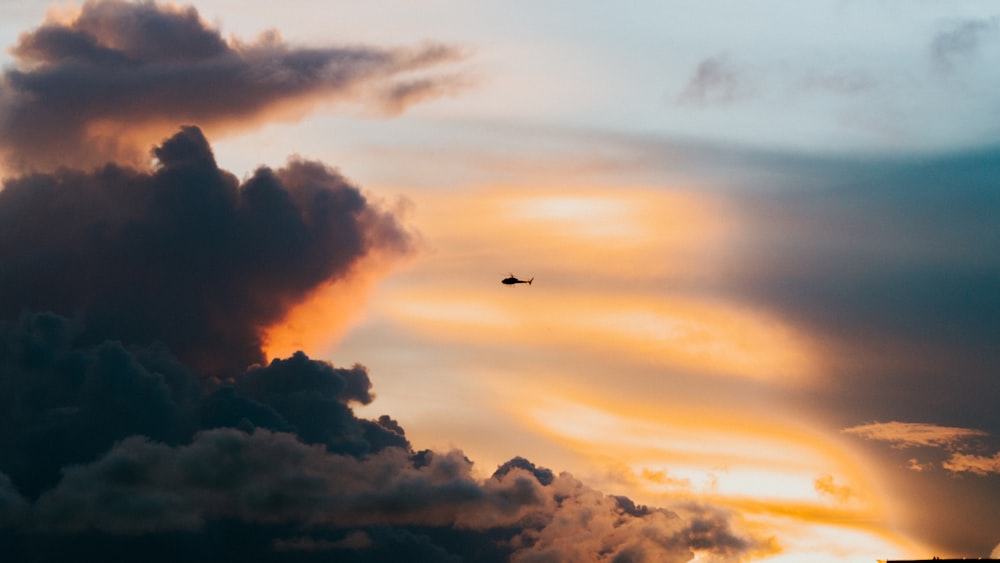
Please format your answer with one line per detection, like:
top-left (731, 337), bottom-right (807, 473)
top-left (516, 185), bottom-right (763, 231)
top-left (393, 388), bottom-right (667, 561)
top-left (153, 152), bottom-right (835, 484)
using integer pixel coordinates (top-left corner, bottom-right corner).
top-left (2, 1), bottom-right (1000, 562)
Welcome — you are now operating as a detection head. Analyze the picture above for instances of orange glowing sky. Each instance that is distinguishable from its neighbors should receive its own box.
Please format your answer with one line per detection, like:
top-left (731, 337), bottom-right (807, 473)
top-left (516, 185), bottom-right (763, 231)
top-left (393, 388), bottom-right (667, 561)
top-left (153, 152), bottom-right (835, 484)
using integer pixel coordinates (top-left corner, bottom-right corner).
top-left (255, 175), bottom-right (923, 559)
top-left (312, 181), bottom-right (922, 561)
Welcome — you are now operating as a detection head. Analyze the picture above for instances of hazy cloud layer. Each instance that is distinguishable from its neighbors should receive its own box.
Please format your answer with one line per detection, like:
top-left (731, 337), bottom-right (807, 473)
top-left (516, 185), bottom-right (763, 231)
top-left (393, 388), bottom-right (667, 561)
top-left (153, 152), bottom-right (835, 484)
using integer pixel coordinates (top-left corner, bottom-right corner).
top-left (0, 0), bottom-right (464, 172)
top-left (688, 140), bottom-right (1000, 553)
top-left (724, 147), bottom-right (1000, 433)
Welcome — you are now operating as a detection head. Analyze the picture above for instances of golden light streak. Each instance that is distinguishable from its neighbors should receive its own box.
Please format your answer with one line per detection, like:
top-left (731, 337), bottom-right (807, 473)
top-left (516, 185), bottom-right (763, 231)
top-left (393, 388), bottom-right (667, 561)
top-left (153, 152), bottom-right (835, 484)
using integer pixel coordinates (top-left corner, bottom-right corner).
top-left (516, 396), bottom-right (877, 502)
top-left (372, 183), bottom-right (733, 284)
top-left (373, 184), bottom-right (819, 383)
top-left (387, 289), bottom-right (816, 383)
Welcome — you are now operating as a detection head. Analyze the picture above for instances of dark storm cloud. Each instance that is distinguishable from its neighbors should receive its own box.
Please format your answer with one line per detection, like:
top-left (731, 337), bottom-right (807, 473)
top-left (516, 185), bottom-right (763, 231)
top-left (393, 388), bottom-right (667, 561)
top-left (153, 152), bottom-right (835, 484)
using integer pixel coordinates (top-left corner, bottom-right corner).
top-left (29, 432), bottom-right (511, 533)
top-left (1, 427), bottom-right (769, 562)
top-left (492, 456), bottom-right (555, 486)
top-left (225, 352), bottom-right (410, 455)
top-left (0, 125), bottom-right (411, 376)
top-left (0, 311), bottom-right (408, 500)
top-left (0, 312), bottom-right (197, 498)
top-left (0, 0), bottom-right (465, 172)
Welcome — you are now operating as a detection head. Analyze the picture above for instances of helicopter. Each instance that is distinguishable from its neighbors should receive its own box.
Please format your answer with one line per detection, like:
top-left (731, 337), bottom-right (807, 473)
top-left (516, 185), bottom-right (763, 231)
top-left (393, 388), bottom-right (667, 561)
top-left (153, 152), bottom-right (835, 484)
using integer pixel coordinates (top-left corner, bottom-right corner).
top-left (501, 273), bottom-right (533, 286)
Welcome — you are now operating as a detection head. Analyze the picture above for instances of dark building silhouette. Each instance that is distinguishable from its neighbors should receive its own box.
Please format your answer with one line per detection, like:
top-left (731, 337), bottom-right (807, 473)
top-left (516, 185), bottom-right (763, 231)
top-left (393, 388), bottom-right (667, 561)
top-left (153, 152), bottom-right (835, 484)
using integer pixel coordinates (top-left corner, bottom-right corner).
top-left (880, 559), bottom-right (1000, 562)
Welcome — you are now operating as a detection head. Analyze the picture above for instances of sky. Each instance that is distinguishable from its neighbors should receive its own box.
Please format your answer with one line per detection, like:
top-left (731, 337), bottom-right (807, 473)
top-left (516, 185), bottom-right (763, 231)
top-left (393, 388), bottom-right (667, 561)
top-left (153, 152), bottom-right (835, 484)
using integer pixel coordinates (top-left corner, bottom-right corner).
top-left (1, 1), bottom-right (1000, 561)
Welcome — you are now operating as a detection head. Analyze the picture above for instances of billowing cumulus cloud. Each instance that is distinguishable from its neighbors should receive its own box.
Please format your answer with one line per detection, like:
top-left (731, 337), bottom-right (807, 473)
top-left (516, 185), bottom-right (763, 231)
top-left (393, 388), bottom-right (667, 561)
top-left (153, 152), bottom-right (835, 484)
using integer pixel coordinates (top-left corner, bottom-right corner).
top-left (29, 431), bottom-right (539, 533)
top-left (0, 311), bottom-right (408, 499)
top-left (0, 125), bottom-right (410, 377)
top-left (5, 426), bottom-right (770, 561)
top-left (0, 0), bottom-right (465, 172)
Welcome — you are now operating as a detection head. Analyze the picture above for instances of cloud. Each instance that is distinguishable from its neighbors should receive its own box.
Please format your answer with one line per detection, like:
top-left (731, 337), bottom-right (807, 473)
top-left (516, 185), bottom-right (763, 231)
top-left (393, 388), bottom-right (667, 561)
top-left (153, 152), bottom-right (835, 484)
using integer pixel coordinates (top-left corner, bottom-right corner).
top-left (844, 421), bottom-right (1000, 477)
top-left (0, 311), bottom-right (410, 499)
top-left (720, 146), bottom-right (1000, 433)
top-left (930, 17), bottom-right (1000, 72)
top-left (676, 54), bottom-right (754, 105)
top-left (674, 54), bottom-right (874, 112)
top-left (843, 421), bottom-right (988, 450)
top-left (813, 475), bottom-right (857, 503)
top-left (0, 126), bottom-right (411, 377)
top-left (0, 473), bottom-right (28, 526)
top-left (0, 0), bottom-right (465, 172)
top-left (29, 431), bottom-right (531, 533)
top-left (907, 458), bottom-right (934, 473)
top-left (795, 69), bottom-right (874, 96)
top-left (3, 427), bottom-right (771, 561)
top-left (942, 452), bottom-right (1000, 476)
top-left (273, 530), bottom-right (374, 551)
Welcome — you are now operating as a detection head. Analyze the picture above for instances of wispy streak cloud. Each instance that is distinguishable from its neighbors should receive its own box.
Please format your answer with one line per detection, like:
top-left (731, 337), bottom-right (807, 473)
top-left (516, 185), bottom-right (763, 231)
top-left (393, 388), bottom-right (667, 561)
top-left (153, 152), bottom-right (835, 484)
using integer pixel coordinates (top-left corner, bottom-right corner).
top-left (843, 421), bottom-right (988, 450)
top-left (0, 0), bottom-right (466, 172)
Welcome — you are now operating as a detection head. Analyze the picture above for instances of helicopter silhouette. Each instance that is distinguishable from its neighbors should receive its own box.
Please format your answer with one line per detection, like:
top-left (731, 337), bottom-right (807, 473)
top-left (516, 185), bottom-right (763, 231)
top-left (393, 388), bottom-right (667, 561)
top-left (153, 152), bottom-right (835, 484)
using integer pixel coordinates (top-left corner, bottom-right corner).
top-left (501, 273), bottom-right (533, 286)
